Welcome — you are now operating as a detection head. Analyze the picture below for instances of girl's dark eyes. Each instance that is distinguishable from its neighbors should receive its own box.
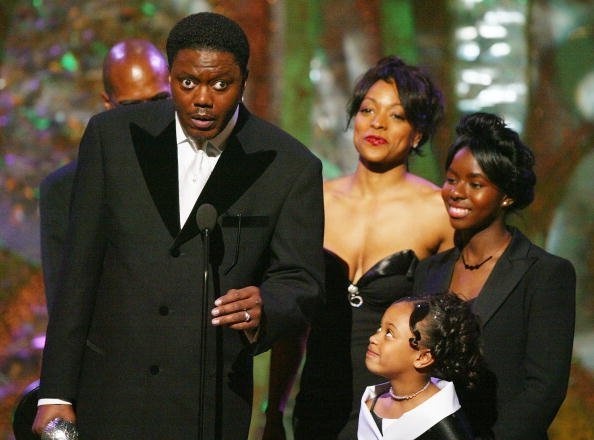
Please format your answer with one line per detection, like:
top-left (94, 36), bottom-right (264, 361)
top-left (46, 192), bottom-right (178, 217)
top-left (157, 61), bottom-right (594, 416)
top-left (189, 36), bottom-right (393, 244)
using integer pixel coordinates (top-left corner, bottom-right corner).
top-left (375, 327), bottom-right (394, 338)
top-left (444, 176), bottom-right (484, 189)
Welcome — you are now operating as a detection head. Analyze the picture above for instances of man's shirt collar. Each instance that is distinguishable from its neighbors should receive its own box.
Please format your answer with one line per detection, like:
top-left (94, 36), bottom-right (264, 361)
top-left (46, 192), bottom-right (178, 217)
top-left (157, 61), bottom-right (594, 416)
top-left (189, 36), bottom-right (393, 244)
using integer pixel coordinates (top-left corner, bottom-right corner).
top-left (175, 105), bottom-right (239, 155)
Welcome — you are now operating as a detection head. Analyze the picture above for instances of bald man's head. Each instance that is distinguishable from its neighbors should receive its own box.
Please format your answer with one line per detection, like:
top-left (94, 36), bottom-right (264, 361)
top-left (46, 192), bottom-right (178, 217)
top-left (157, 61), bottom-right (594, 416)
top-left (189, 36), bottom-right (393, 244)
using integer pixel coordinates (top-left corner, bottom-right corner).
top-left (101, 38), bottom-right (170, 110)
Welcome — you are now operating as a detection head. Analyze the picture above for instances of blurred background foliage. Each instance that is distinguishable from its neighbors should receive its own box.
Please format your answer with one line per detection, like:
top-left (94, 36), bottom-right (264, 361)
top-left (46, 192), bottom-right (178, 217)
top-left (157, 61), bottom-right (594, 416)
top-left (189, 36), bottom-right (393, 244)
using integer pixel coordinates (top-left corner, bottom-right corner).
top-left (0, 1), bottom-right (592, 439)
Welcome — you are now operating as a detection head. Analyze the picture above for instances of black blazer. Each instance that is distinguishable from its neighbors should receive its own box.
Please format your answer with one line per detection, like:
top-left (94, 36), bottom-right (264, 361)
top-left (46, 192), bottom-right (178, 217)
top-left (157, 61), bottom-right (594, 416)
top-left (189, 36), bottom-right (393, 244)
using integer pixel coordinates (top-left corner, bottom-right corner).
top-left (38, 100), bottom-right (325, 439)
top-left (39, 160), bottom-right (76, 312)
top-left (413, 228), bottom-right (575, 440)
top-left (417, 410), bottom-right (473, 440)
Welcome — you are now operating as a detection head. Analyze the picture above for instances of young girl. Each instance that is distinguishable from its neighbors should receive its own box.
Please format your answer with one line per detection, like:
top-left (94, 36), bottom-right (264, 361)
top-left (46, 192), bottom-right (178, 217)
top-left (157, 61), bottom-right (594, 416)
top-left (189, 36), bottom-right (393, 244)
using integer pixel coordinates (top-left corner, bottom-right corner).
top-left (359, 293), bottom-right (481, 439)
top-left (413, 112), bottom-right (575, 439)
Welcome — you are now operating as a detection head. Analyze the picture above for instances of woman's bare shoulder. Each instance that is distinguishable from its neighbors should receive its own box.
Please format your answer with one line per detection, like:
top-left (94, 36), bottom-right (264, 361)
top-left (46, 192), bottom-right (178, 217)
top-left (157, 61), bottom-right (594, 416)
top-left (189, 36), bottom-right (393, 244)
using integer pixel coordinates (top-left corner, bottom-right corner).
top-left (324, 175), bottom-right (351, 190)
top-left (405, 174), bottom-right (444, 202)
top-left (324, 175), bottom-right (353, 200)
top-left (407, 172), bottom-right (439, 188)
top-left (404, 174), bottom-right (454, 250)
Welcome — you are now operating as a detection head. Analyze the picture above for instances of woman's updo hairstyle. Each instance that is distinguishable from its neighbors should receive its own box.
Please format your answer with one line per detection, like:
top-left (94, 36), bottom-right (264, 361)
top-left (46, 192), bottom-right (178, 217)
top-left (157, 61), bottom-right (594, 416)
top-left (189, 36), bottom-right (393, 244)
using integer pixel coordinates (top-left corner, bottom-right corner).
top-left (445, 112), bottom-right (536, 212)
top-left (400, 292), bottom-right (483, 391)
top-left (347, 55), bottom-right (444, 154)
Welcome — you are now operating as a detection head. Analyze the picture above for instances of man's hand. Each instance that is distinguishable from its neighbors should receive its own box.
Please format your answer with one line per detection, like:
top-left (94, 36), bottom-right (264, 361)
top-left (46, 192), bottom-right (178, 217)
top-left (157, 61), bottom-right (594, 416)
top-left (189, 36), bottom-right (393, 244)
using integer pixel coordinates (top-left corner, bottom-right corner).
top-left (211, 286), bottom-right (262, 330)
top-left (32, 404), bottom-right (76, 435)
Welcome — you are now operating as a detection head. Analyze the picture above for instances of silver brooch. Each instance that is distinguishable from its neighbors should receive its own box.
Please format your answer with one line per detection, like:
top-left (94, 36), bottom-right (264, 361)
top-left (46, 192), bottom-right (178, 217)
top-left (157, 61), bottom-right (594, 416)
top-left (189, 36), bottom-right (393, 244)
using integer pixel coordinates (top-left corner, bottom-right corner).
top-left (348, 283), bottom-right (363, 307)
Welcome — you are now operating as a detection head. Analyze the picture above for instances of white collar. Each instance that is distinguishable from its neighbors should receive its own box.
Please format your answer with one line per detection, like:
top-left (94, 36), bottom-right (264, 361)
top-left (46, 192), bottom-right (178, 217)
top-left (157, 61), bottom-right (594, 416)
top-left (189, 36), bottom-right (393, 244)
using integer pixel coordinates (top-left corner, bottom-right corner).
top-left (358, 379), bottom-right (461, 440)
top-left (175, 104), bottom-right (239, 153)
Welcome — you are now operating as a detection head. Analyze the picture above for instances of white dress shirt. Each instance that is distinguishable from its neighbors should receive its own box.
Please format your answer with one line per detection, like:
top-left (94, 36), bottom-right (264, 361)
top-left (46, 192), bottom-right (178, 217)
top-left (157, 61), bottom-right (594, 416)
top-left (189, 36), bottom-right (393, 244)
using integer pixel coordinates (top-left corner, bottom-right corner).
top-left (177, 105), bottom-right (238, 226)
top-left (39, 105), bottom-right (240, 407)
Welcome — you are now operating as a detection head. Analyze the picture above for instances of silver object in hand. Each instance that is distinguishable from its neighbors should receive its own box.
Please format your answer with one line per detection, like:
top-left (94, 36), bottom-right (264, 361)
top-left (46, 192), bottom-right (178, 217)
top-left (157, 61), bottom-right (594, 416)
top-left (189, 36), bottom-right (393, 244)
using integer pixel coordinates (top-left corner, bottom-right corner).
top-left (41, 418), bottom-right (79, 440)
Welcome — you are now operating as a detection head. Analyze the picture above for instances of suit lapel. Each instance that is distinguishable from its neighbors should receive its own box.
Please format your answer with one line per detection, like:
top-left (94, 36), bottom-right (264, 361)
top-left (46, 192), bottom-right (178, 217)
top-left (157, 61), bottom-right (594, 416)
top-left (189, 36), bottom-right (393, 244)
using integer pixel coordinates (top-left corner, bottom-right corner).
top-left (172, 109), bottom-right (276, 251)
top-left (131, 115), bottom-right (180, 238)
top-left (423, 249), bottom-right (457, 295)
top-left (474, 229), bottom-right (537, 326)
top-left (131, 104), bottom-right (277, 250)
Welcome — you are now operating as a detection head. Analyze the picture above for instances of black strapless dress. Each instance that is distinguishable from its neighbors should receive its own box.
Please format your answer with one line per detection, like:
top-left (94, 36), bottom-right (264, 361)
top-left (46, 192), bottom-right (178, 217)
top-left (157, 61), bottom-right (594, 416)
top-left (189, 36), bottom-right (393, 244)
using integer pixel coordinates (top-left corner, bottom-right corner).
top-left (293, 249), bottom-right (418, 440)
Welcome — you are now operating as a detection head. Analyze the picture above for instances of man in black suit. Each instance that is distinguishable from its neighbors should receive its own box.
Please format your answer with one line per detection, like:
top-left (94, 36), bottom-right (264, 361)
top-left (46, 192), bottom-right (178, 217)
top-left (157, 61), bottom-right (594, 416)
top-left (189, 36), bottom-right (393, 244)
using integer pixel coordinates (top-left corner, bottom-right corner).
top-left (39, 38), bottom-right (170, 312)
top-left (33, 12), bottom-right (324, 439)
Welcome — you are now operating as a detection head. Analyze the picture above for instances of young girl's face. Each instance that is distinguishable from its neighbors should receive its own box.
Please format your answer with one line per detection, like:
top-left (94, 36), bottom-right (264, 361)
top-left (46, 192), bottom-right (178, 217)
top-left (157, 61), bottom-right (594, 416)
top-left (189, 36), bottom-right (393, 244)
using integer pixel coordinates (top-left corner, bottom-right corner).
top-left (442, 146), bottom-right (510, 231)
top-left (365, 301), bottom-right (419, 378)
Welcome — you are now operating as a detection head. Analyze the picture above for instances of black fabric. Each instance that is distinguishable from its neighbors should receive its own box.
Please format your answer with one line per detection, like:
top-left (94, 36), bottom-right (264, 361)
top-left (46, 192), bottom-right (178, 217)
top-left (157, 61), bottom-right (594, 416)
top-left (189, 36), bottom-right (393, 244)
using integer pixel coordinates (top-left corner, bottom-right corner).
top-left (416, 409), bottom-right (474, 440)
top-left (413, 228), bottom-right (575, 440)
top-left (294, 249), bottom-right (418, 440)
top-left (39, 161), bottom-right (77, 312)
top-left (12, 381), bottom-right (39, 440)
top-left (369, 395), bottom-right (383, 435)
top-left (130, 119), bottom-right (179, 237)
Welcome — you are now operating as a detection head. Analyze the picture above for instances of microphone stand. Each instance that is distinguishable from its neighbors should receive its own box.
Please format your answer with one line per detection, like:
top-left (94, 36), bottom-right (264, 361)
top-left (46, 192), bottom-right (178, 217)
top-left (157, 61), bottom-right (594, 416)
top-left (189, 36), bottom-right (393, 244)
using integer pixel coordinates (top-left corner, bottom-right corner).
top-left (198, 224), bottom-right (210, 439)
top-left (195, 204), bottom-right (217, 439)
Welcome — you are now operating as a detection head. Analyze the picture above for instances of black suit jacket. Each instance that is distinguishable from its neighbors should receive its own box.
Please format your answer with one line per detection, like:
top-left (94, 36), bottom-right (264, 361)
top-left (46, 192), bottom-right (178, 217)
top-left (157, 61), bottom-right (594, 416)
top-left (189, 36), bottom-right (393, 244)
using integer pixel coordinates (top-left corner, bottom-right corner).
top-left (39, 160), bottom-right (77, 312)
top-left (39, 100), bottom-right (325, 439)
top-left (413, 228), bottom-right (575, 440)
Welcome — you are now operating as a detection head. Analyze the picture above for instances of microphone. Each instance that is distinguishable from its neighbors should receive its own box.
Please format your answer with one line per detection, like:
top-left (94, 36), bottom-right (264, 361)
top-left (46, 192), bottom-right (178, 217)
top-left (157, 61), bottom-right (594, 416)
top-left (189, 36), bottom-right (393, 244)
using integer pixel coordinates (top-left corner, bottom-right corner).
top-left (195, 203), bottom-right (218, 234)
top-left (195, 203), bottom-right (217, 438)
top-left (169, 204), bottom-right (217, 257)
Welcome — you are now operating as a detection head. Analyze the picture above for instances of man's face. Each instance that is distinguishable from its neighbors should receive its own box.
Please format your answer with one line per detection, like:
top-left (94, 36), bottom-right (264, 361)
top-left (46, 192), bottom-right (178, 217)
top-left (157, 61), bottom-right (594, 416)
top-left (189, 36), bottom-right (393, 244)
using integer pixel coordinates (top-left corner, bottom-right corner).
top-left (169, 49), bottom-right (245, 143)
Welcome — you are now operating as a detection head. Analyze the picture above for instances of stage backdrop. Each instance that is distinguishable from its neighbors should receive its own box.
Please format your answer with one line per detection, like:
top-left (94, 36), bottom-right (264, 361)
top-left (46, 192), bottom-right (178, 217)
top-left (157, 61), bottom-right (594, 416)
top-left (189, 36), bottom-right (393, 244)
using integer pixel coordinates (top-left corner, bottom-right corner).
top-left (0, 1), bottom-right (592, 439)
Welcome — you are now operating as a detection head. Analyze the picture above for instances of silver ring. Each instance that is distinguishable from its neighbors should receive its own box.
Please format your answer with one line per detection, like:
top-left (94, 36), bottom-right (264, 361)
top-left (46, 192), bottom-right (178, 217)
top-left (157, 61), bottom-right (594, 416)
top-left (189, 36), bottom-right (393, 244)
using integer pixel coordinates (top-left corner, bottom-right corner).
top-left (244, 310), bottom-right (251, 322)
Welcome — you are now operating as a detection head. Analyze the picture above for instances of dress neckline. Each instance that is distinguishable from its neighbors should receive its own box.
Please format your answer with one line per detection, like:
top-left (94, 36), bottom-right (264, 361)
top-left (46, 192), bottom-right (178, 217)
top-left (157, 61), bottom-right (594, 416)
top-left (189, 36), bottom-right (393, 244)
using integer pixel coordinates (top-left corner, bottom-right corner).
top-left (447, 228), bottom-right (515, 300)
top-left (324, 248), bottom-right (418, 286)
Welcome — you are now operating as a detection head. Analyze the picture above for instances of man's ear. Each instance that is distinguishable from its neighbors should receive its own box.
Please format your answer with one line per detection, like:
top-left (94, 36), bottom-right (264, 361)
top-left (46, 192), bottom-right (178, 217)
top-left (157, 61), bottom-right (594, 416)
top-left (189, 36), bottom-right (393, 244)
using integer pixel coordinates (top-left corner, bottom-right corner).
top-left (241, 70), bottom-right (249, 97)
top-left (413, 349), bottom-right (434, 369)
top-left (101, 91), bottom-right (114, 110)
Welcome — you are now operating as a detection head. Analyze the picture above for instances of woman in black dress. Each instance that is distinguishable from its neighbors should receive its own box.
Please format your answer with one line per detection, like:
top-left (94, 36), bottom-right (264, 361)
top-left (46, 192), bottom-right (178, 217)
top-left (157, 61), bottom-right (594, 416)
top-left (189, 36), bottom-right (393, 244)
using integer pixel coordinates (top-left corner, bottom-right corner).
top-left (264, 56), bottom-right (453, 440)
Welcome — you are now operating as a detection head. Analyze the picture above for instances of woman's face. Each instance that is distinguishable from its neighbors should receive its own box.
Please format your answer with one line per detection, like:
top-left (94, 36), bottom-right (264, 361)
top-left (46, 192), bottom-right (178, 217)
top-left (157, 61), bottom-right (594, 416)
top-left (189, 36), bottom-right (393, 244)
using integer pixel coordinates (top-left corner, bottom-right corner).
top-left (353, 80), bottom-right (421, 169)
top-left (442, 147), bottom-right (510, 230)
top-left (365, 302), bottom-right (418, 378)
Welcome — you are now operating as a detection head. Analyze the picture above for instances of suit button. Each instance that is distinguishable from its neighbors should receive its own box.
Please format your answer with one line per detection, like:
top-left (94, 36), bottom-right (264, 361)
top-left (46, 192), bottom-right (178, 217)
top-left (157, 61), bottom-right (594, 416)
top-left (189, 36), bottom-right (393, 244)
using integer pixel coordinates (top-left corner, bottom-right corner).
top-left (149, 365), bottom-right (160, 375)
top-left (170, 248), bottom-right (180, 257)
top-left (159, 306), bottom-right (169, 316)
